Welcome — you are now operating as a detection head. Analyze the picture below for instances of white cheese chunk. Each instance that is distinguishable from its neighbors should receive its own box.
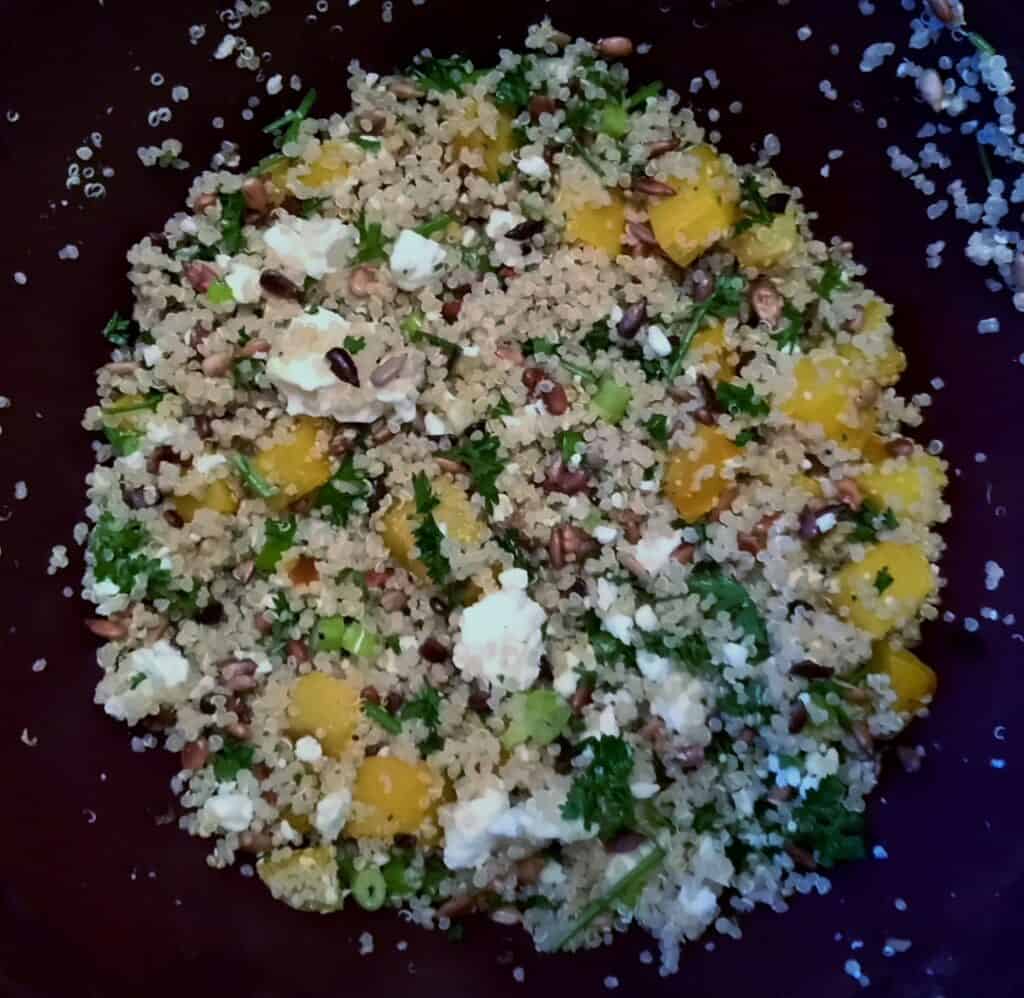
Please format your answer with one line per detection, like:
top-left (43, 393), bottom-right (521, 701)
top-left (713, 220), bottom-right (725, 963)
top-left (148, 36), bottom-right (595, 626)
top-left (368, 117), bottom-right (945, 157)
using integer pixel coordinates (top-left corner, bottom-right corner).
top-left (264, 215), bottom-right (356, 280)
top-left (453, 569), bottom-right (546, 694)
top-left (651, 673), bottom-right (709, 742)
top-left (294, 735), bottom-right (323, 763)
top-left (201, 788), bottom-right (254, 833)
top-left (518, 155), bottom-right (551, 181)
top-left (389, 229), bottom-right (447, 291)
top-left (314, 790), bottom-right (352, 841)
top-left (632, 526), bottom-right (684, 575)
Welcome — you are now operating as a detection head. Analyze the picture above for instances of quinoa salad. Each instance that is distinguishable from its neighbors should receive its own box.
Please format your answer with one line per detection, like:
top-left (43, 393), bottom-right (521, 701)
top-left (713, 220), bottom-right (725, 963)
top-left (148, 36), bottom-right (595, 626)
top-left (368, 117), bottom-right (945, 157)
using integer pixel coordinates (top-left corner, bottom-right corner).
top-left (81, 22), bottom-right (950, 972)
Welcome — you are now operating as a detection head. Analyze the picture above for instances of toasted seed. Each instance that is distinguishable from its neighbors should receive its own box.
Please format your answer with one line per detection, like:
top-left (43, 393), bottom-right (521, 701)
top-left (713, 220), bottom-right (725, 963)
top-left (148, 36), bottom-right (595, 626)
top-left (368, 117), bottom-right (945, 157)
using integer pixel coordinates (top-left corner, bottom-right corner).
top-left (1014, 251), bottom-right (1024, 290)
top-left (360, 685), bottom-right (382, 706)
top-left (378, 590), bottom-right (408, 613)
top-left (325, 348), bottom-right (360, 387)
top-left (103, 361), bottom-right (139, 375)
top-left (529, 94), bottom-right (557, 119)
top-left (596, 36), bottom-right (634, 58)
top-left (505, 218), bottom-right (546, 241)
top-left (241, 176), bottom-right (269, 214)
top-left (617, 299), bottom-right (647, 339)
top-left (626, 220), bottom-right (659, 247)
top-left (852, 720), bottom-right (875, 755)
top-left (496, 343), bottom-right (525, 366)
top-left (522, 366), bottom-right (545, 392)
top-left (163, 509), bottom-right (185, 529)
top-left (790, 660), bottom-right (835, 680)
top-left (885, 437), bottom-right (916, 458)
top-left (225, 722), bottom-right (251, 741)
top-left (765, 785), bottom-right (796, 805)
top-left (605, 832), bottom-right (647, 854)
top-left (237, 337), bottom-right (270, 359)
top-left (389, 78), bottom-right (424, 100)
top-left (647, 137), bottom-right (680, 159)
top-left (541, 383), bottom-right (569, 415)
top-left (918, 69), bottom-right (945, 111)
top-left (543, 461), bottom-right (591, 496)
top-left (749, 277), bottom-right (784, 326)
top-left (85, 617), bottom-right (128, 640)
top-left (441, 298), bottom-right (462, 324)
top-left (570, 681), bottom-right (593, 715)
top-left (259, 269), bottom-right (303, 301)
top-left (238, 830), bottom-right (274, 855)
top-left (435, 457), bottom-right (467, 475)
top-left (185, 262), bottom-right (219, 293)
top-left (835, 478), bottom-right (864, 511)
top-left (233, 559), bottom-right (255, 584)
top-left (370, 353), bottom-right (407, 388)
top-left (785, 843), bottom-right (818, 871)
top-left (547, 525), bottom-right (565, 570)
top-left (420, 637), bottom-right (450, 663)
top-left (632, 176), bottom-right (676, 198)
top-left (193, 192), bottom-right (218, 214)
top-left (788, 701), bottom-right (809, 734)
top-left (286, 639), bottom-right (310, 664)
top-left (928, 0), bottom-right (963, 26)
top-left (349, 264), bottom-right (383, 298)
top-left (181, 739), bottom-right (209, 771)
top-left (201, 351), bottom-right (234, 377)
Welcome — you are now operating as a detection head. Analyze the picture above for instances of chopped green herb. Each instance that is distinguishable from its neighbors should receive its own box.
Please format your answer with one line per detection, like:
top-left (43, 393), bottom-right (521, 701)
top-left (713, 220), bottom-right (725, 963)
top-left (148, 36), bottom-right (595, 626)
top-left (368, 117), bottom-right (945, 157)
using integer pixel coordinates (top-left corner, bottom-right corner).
top-left (874, 566), bottom-right (894, 594)
top-left (231, 454), bottom-right (279, 499)
top-left (89, 513), bottom-right (167, 599)
top-left (734, 427), bottom-right (761, 447)
top-left (212, 737), bottom-right (255, 781)
top-left (232, 356), bottom-right (264, 390)
top-left (103, 424), bottom-right (142, 457)
top-left (409, 56), bottom-right (484, 95)
top-left (354, 213), bottom-right (390, 265)
top-left (816, 261), bottom-right (849, 302)
top-left (316, 455), bottom-right (372, 527)
top-left (102, 393), bottom-right (164, 416)
top-left (400, 310), bottom-right (462, 357)
top-left (488, 394), bottom-right (513, 419)
top-left (353, 136), bottom-right (382, 152)
top-left (219, 191), bottom-right (246, 254)
top-left (581, 319), bottom-right (612, 357)
top-left (791, 775), bottom-right (866, 868)
top-left (644, 414), bottom-right (670, 446)
top-left (446, 434), bottom-right (503, 513)
top-left (102, 311), bottom-right (138, 347)
top-left (583, 611), bottom-right (636, 670)
top-left (299, 196), bottom-right (328, 220)
top-left (592, 375), bottom-right (632, 425)
top-left (255, 517), bottom-right (297, 574)
top-left (643, 630), bottom-right (715, 678)
top-left (129, 673), bottom-right (146, 690)
top-left (664, 274), bottom-right (747, 381)
top-left (687, 565), bottom-right (770, 662)
top-left (401, 685), bottom-right (443, 753)
top-left (263, 89), bottom-right (317, 147)
top-left (558, 430), bottom-right (585, 463)
top-left (493, 56), bottom-right (535, 111)
top-left (266, 591), bottom-right (303, 656)
top-left (365, 702), bottom-right (403, 734)
top-left (850, 501), bottom-right (899, 543)
top-left (495, 527), bottom-right (534, 577)
top-left (733, 176), bottom-right (779, 235)
top-left (523, 337), bottom-right (559, 356)
top-left (562, 735), bottom-right (636, 840)
top-left (967, 32), bottom-right (996, 57)
top-left (412, 473), bottom-right (450, 585)
top-left (774, 303), bottom-right (806, 353)
top-left (548, 845), bottom-right (666, 952)
top-left (343, 335), bottom-right (367, 355)
top-left (715, 382), bottom-right (770, 419)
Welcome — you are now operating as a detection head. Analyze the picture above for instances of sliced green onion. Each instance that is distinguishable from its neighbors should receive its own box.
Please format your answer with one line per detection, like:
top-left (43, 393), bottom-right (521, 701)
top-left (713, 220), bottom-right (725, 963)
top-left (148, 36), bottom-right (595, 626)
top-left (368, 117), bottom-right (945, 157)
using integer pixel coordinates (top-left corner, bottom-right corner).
top-left (414, 213), bottom-right (454, 239)
top-left (255, 517), bottom-right (297, 574)
top-left (342, 620), bottom-right (381, 658)
top-left (314, 615), bottom-right (348, 652)
top-left (231, 454), bottom-right (279, 499)
top-left (102, 392), bottom-right (164, 415)
top-left (365, 703), bottom-right (402, 734)
top-left (592, 376), bottom-right (632, 425)
top-left (547, 845), bottom-right (666, 952)
top-left (206, 281), bottom-right (235, 305)
top-left (600, 103), bottom-right (630, 138)
top-left (103, 424), bottom-right (142, 457)
top-left (351, 867), bottom-right (387, 911)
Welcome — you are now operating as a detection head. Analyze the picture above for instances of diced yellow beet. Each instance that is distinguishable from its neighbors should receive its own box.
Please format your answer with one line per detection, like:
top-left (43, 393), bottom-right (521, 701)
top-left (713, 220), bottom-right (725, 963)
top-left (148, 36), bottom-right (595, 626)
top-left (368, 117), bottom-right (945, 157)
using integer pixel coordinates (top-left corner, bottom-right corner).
top-left (346, 756), bottom-right (441, 839)
top-left (562, 191), bottom-right (627, 257)
top-left (858, 454), bottom-right (947, 522)
top-left (838, 337), bottom-right (907, 388)
top-left (453, 107), bottom-right (517, 183)
top-left (254, 416), bottom-right (334, 512)
top-left (870, 642), bottom-right (937, 713)
top-left (280, 809), bottom-right (313, 835)
top-left (861, 298), bottom-right (893, 333)
top-left (257, 845), bottom-right (342, 913)
top-left (663, 424), bottom-right (741, 521)
top-left (174, 478), bottom-right (241, 522)
top-left (300, 139), bottom-right (352, 189)
top-left (783, 353), bottom-right (875, 449)
top-left (648, 146), bottom-right (740, 268)
top-left (380, 479), bottom-right (485, 577)
top-left (691, 320), bottom-right (736, 376)
top-left (729, 211), bottom-right (801, 270)
top-left (288, 673), bottom-right (362, 758)
top-left (796, 474), bottom-right (825, 499)
top-left (832, 542), bottom-right (936, 638)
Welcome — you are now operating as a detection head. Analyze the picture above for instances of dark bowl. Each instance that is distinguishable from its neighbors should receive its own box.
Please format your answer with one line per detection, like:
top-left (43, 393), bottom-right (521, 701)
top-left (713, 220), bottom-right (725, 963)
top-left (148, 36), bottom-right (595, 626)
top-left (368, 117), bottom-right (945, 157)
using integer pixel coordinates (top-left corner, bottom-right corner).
top-left (2, 2), bottom-right (1022, 996)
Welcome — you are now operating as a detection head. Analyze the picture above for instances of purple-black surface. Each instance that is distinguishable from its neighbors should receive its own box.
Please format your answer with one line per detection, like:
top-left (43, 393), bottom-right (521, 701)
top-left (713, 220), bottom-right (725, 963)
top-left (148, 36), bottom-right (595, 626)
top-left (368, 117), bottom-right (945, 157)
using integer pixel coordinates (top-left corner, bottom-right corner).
top-left (0, 1), bottom-right (1022, 996)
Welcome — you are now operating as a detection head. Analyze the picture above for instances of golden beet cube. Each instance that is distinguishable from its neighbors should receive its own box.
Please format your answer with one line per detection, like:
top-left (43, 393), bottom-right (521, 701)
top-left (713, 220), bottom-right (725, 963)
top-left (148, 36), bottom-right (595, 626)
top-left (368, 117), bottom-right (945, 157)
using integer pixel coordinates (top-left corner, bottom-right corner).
top-left (346, 756), bottom-right (441, 840)
top-left (288, 673), bottom-right (362, 758)
top-left (663, 424), bottom-right (740, 521)
top-left (254, 417), bottom-right (334, 513)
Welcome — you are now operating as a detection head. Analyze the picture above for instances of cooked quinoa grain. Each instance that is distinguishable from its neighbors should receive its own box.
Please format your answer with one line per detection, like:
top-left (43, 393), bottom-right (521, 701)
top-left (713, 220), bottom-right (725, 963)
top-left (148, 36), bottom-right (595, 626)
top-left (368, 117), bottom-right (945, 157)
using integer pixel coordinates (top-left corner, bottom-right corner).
top-left (81, 21), bottom-right (949, 973)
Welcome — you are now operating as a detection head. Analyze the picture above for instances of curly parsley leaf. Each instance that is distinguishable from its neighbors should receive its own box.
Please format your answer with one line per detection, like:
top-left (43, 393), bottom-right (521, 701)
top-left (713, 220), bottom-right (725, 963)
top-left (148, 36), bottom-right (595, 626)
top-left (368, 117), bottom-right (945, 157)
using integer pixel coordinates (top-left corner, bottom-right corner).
top-left (494, 56), bottom-right (536, 111)
top-left (365, 702), bottom-right (403, 734)
top-left (774, 303), bottom-right (806, 353)
top-left (103, 424), bottom-right (142, 457)
top-left (582, 611), bottom-right (636, 670)
top-left (102, 311), bottom-right (139, 348)
top-left (317, 455), bottom-right (372, 527)
top-left (664, 274), bottom-right (747, 381)
top-left (90, 513), bottom-right (166, 598)
top-left (354, 213), bottom-right (389, 264)
top-left (581, 319), bottom-right (612, 357)
top-left (446, 433), bottom-right (503, 514)
top-left (850, 501), bottom-right (899, 543)
top-left (255, 517), bottom-right (297, 574)
top-left (687, 565), bottom-right (770, 662)
top-left (266, 591), bottom-right (303, 656)
top-left (263, 89), bottom-right (317, 147)
top-left (412, 473), bottom-right (450, 585)
top-left (562, 735), bottom-right (636, 840)
top-left (645, 414), bottom-right (670, 447)
top-left (409, 56), bottom-right (484, 95)
top-left (733, 176), bottom-right (786, 235)
top-left (874, 566), bottom-right (894, 594)
top-left (219, 191), bottom-right (246, 255)
top-left (817, 261), bottom-right (849, 302)
top-left (213, 737), bottom-right (255, 781)
top-left (558, 430), bottom-right (585, 463)
top-left (791, 775), bottom-right (866, 868)
top-left (715, 381), bottom-right (770, 419)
